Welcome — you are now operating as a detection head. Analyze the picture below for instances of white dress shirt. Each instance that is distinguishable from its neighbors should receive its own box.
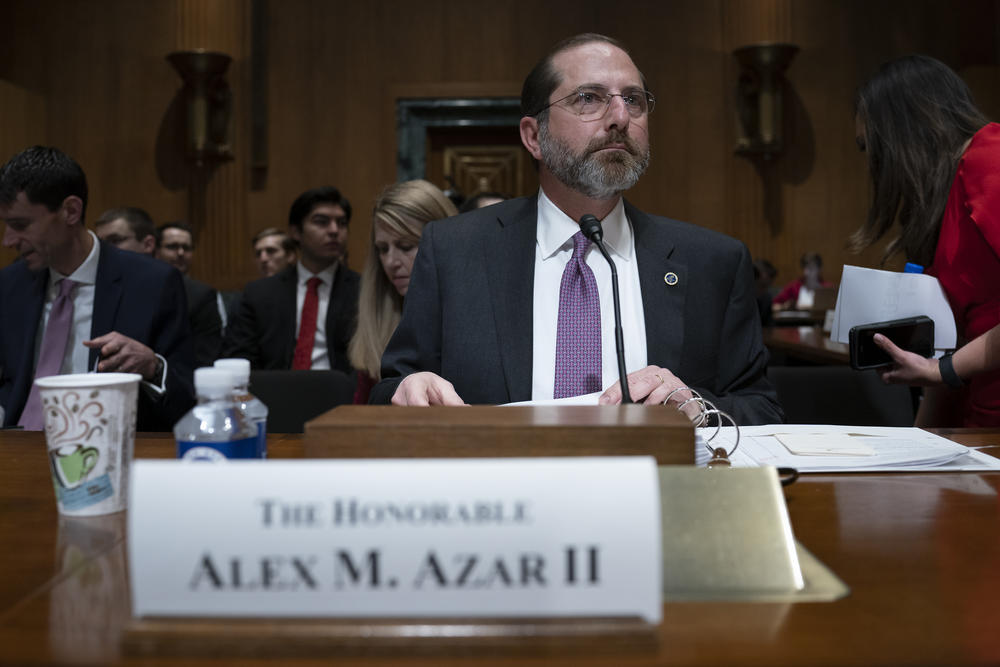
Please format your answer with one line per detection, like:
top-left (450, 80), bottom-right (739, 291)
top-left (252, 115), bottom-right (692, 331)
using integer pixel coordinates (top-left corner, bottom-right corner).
top-left (295, 261), bottom-right (338, 370)
top-left (531, 189), bottom-right (648, 400)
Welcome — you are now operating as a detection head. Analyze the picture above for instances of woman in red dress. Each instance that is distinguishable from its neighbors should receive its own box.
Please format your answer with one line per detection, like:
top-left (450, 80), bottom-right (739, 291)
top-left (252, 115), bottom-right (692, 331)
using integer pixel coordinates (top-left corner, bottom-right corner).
top-left (348, 180), bottom-right (458, 404)
top-left (852, 55), bottom-right (1000, 427)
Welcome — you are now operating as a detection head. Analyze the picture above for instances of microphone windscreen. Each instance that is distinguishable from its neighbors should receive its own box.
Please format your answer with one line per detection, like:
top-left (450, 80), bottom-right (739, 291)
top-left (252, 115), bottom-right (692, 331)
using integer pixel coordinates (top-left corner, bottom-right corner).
top-left (579, 214), bottom-right (603, 242)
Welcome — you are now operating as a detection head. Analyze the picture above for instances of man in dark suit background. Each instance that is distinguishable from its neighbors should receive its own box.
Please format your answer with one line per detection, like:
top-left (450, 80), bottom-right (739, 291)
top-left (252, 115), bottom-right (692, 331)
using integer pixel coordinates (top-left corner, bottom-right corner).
top-left (93, 206), bottom-right (157, 255)
top-left (371, 34), bottom-right (781, 425)
top-left (0, 146), bottom-right (195, 430)
top-left (222, 186), bottom-right (359, 372)
top-left (152, 221), bottom-right (223, 366)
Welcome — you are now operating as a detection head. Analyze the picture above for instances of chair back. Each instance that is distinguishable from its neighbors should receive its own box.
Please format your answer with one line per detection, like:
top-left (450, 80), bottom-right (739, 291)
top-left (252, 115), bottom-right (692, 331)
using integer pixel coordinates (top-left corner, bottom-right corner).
top-left (249, 369), bottom-right (357, 433)
top-left (768, 365), bottom-right (915, 426)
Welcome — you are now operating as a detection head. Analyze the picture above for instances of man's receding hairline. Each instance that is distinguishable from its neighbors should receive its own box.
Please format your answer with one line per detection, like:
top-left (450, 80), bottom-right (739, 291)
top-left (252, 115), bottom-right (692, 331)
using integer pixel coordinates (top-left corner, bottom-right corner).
top-left (547, 40), bottom-right (643, 98)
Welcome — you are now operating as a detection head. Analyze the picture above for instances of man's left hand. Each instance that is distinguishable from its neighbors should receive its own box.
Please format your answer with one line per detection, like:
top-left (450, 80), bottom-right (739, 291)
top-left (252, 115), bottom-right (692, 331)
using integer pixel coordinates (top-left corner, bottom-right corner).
top-left (84, 332), bottom-right (159, 381)
top-left (873, 333), bottom-right (940, 385)
top-left (599, 365), bottom-right (701, 421)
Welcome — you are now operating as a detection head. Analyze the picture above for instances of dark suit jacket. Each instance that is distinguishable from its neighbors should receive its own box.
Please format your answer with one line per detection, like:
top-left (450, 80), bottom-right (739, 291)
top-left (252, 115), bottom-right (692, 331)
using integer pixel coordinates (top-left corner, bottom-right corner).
top-left (370, 197), bottom-right (783, 425)
top-left (0, 243), bottom-right (196, 431)
top-left (182, 275), bottom-right (223, 367)
top-left (222, 264), bottom-right (360, 372)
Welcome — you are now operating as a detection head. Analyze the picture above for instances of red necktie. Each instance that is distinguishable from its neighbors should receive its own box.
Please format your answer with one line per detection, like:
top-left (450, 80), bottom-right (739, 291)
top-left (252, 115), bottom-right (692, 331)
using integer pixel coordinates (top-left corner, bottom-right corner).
top-left (292, 277), bottom-right (321, 370)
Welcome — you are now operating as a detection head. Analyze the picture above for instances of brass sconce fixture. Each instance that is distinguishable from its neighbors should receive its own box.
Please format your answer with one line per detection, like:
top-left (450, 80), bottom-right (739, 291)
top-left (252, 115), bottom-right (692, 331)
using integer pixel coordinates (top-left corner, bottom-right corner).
top-left (733, 43), bottom-right (799, 159)
top-left (167, 49), bottom-right (234, 166)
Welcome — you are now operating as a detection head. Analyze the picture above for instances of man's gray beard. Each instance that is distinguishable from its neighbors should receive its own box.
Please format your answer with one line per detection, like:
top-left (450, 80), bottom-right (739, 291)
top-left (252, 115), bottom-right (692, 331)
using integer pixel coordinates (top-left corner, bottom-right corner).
top-left (538, 122), bottom-right (650, 199)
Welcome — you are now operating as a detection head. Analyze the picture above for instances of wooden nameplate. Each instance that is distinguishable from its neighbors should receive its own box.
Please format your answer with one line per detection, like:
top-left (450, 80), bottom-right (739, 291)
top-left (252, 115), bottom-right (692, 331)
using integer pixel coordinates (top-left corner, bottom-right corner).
top-left (123, 616), bottom-right (658, 657)
top-left (303, 405), bottom-right (694, 464)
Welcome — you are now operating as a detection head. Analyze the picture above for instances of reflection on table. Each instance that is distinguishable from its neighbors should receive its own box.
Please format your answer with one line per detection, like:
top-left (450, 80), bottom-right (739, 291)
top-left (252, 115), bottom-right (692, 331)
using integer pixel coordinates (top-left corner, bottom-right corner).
top-left (764, 325), bottom-right (849, 365)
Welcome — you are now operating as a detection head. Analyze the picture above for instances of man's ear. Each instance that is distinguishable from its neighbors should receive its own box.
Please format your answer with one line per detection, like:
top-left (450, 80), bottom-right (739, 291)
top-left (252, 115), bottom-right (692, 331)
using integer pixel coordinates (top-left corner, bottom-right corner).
top-left (519, 116), bottom-right (543, 161)
top-left (140, 234), bottom-right (157, 256)
top-left (61, 196), bottom-right (84, 226)
top-left (287, 224), bottom-right (301, 243)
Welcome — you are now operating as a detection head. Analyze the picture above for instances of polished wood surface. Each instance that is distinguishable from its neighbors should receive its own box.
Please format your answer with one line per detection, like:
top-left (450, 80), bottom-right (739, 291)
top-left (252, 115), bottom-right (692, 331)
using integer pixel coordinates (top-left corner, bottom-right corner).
top-left (764, 325), bottom-right (850, 365)
top-left (2, 428), bottom-right (1000, 664)
top-left (5, 1), bottom-right (999, 287)
top-left (305, 405), bottom-right (694, 464)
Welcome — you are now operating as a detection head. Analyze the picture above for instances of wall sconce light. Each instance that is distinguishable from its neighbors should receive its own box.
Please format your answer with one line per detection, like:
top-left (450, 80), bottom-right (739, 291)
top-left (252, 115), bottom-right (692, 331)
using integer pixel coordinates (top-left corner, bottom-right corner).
top-left (733, 43), bottom-right (799, 160)
top-left (167, 49), bottom-right (234, 167)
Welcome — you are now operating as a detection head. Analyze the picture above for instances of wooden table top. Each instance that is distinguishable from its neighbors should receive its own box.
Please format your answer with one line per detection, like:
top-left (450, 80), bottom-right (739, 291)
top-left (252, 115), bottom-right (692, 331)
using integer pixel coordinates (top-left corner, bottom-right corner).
top-left (2, 428), bottom-right (1000, 665)
top-left (763, 325), bottom-right (851, 365)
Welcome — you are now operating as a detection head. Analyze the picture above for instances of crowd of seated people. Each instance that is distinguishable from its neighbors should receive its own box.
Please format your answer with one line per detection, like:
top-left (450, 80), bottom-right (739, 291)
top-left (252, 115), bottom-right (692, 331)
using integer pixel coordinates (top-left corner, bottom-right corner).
top-left (0, 142), bottom-right (482, 430)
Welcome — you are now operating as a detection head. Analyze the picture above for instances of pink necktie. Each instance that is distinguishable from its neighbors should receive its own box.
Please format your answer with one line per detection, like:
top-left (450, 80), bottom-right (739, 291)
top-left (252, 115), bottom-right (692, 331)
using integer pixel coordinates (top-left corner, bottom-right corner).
top-left (553, 232), bottom-right (601, 398)
top-left (19, 278), bottom-right (77, 430)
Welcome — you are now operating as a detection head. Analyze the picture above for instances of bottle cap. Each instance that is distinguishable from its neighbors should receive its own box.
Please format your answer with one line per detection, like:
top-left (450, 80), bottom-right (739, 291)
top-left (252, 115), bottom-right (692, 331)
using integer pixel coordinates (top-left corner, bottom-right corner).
top-left (194, 367), bottom-right (235, 398)
top-left (214, 358), bottom-right (251, 385)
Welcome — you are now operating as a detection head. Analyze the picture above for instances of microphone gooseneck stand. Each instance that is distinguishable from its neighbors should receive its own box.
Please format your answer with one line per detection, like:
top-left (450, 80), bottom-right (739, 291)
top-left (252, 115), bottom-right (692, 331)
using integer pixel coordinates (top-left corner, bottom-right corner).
top-left (578, 214), bottom-right (632, 404)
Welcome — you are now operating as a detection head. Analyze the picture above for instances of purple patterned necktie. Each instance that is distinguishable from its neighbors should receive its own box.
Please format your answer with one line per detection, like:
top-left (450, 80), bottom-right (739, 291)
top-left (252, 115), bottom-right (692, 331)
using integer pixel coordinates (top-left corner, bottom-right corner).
top-left (18, 278), bottom-right (77, 430)
top-left (553, 231), bottom-right (601, 398)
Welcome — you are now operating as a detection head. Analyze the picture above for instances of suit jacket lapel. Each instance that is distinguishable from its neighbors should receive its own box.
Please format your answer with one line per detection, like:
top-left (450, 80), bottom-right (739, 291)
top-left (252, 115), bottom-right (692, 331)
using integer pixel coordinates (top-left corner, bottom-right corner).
top-left (325, 265), bottom-right (352, 359)
top-left (20, 270), bottom-right (47, 360)
top-left (8, 269), bottom-right (47, 422)
top-left (90, 243), bottom-right (123, 369)
top-left (280, 267), bottom-right (298, 367)
top-left (628, 202), bottom-right (687, 372)
top-left (483, 197), bottom-right (537, 402)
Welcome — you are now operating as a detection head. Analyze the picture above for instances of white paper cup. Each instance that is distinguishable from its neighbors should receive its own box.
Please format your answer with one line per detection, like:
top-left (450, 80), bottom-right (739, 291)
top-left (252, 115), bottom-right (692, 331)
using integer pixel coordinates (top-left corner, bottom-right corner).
top-left (35, 373), bottom-right (141, 516)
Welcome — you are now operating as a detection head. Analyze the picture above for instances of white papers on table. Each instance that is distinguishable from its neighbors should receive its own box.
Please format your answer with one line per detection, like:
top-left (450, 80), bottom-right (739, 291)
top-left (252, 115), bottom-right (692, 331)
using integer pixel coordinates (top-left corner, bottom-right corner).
top-left (831, 265), bottom-right (957, 351)
top-left (696, 424), bottom-right (1000, 472)
top-left (504, 391), bottom-right (602, 406)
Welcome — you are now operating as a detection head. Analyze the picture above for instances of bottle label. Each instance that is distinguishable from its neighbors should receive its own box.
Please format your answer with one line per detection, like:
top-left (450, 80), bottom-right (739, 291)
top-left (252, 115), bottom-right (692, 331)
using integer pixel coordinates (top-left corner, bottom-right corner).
top-left (178, 436), bottom-right (259, 461)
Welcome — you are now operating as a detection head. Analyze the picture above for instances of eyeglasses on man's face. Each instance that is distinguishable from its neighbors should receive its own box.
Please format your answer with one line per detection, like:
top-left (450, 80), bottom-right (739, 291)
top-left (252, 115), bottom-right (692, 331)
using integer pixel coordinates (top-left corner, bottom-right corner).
top-left (533, 85), bottom-right (656, 121)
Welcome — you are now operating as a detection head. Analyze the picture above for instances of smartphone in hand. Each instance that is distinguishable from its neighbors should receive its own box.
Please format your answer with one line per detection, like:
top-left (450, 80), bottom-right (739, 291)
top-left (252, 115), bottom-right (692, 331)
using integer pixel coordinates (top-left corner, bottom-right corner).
top-left (849, 316), bottom-right (935, 370)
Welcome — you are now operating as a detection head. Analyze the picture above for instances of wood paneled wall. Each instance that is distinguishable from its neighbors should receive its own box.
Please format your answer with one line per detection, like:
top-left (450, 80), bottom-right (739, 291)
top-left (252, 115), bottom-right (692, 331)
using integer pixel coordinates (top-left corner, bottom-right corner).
top-left (2, 0), bottom-right (998, 291)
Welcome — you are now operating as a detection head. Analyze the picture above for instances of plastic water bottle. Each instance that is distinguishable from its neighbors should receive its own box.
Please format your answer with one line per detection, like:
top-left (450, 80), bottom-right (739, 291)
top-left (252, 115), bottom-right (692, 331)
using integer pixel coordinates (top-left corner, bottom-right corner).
top-left (174, 367), bottom-right (259, 461)
top-left (214, 358), bottom-right (268, 458)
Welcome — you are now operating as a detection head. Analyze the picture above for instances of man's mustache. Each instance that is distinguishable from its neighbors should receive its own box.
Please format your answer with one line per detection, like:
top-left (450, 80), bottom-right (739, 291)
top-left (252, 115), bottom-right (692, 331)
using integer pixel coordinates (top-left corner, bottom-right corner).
top-left (586, 130), bottom-right (641, 156)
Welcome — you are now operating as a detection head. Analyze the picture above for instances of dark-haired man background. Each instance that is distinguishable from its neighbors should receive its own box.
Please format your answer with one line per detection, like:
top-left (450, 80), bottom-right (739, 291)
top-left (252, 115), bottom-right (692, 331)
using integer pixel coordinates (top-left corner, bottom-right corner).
top-left (222, 186), bottom-right (359, 371)
top-left (0, 146), bottom-right (195, 430)
top-left (252, 226), bottom-right (298, 278)
top-left (94, 206), bottom-right (157, 255)
top-left (371, 34), bottom-right (781, 425)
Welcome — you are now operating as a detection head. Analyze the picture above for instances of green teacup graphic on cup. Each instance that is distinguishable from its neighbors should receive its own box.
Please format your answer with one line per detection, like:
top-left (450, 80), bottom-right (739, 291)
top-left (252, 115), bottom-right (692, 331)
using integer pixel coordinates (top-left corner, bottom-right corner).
top-left (50, 444), bottom-right (100, 489)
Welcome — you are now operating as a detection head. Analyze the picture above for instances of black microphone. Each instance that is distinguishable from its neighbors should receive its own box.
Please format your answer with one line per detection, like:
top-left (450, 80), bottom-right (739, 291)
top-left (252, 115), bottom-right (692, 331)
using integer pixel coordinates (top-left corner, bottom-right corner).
top-left (579, 214), bottom-right (632, 404)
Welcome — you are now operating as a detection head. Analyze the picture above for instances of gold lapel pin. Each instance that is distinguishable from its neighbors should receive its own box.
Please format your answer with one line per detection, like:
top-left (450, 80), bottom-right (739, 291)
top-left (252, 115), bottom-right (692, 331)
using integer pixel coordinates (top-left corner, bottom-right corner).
top-left (664, 272), bottom-right (679, 286)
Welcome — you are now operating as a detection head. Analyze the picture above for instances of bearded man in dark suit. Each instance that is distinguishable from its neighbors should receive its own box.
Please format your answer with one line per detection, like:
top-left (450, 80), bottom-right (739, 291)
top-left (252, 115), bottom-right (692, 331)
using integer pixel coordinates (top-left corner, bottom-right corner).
top-left (370, 34), bottom-right (781, 426)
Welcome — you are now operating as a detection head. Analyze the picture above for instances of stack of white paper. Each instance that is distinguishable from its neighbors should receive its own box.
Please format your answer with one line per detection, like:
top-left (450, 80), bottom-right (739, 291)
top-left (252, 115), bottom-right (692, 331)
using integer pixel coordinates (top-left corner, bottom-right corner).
top-left (831, 265), bottom-right (957, 351)
top-left (697, 424), bottom-right (1000, 473)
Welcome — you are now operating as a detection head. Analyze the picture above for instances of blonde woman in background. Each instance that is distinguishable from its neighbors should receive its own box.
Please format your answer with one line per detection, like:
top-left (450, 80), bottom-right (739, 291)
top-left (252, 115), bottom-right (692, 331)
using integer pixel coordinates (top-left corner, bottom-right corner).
top-left (349, 180), bottom-right (458, 403)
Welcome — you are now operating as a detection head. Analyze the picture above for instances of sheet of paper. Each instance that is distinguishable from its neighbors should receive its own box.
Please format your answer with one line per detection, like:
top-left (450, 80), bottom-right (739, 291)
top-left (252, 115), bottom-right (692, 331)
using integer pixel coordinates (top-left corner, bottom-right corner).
top-left (831, 265), bottom-right (957, 350)
top-left (774, 433), bottom-right (876, 456)
top-left (504, 391), bottom-right (602, 406)
top-left (696, 424), bottom-right (1000, 473)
